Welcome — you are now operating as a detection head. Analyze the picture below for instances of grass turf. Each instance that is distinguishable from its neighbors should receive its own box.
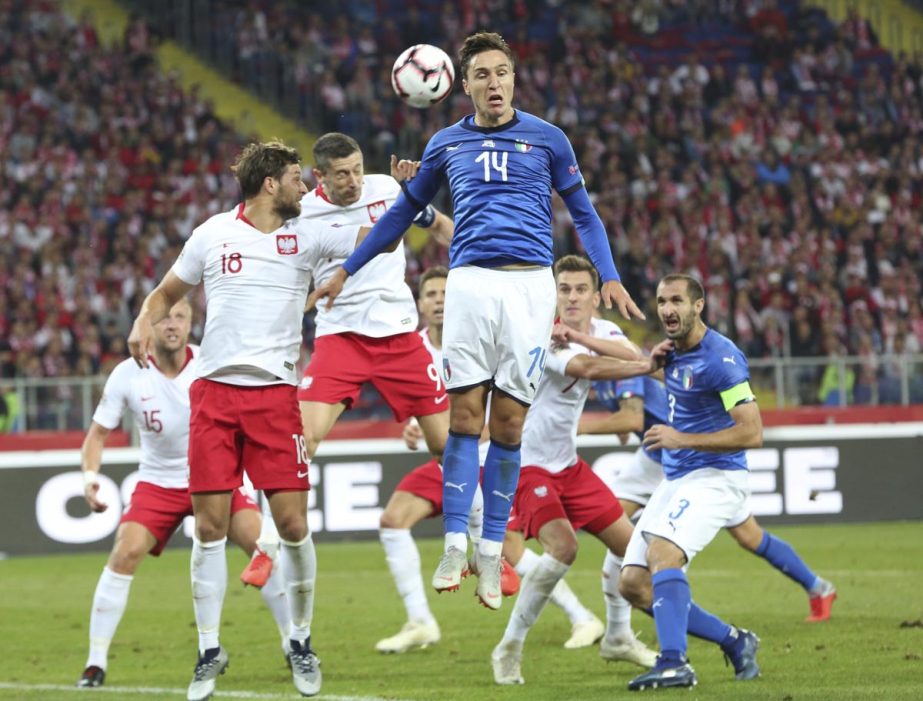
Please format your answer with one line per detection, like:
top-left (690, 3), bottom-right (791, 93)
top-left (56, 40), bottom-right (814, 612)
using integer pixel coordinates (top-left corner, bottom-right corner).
top-left (0, 521), bottom-right (921, 700)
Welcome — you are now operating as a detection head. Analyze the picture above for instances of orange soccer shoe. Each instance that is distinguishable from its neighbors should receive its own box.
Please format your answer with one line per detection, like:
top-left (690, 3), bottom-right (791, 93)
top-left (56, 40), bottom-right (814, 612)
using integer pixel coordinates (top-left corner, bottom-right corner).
top-left (240, 548), bottom-right (273, 588)
top-left (806, 579), bottom-right (837, 622)
top-left (500, 557), bottom-right (520, 597)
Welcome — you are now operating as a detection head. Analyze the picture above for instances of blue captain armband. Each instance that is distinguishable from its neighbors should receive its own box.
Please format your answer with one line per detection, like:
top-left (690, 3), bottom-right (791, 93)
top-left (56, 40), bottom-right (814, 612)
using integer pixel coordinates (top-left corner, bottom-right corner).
top-left (412, 204), bottom-right (436, 228)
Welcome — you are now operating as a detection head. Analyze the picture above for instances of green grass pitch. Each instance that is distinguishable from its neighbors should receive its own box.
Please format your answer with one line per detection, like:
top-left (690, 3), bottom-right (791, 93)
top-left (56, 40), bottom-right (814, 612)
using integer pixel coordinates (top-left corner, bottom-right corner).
top-left (0, 522), bottom-right (921, 700)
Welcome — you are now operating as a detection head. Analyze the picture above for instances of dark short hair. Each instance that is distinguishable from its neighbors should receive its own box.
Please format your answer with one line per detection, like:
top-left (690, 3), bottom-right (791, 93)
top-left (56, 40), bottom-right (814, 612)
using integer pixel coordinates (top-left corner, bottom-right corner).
top-left (660, 274), bottom-right (705, 303)
top-left (459, 32), bottom-right (515, 79)
top-left (553, 255), bottom-right (599, 289)
top-left (313, 132), bottom-right (361, 173)
top-left (419, 266), bottom-right (448, 292)
top-left (231, 140), bottom-right (300, 199)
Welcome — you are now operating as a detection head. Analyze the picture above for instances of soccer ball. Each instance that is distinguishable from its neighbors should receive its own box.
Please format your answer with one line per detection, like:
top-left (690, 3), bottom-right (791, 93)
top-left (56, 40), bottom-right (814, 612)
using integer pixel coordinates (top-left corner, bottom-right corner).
top-left (391, 44), bottom-right (455, 109)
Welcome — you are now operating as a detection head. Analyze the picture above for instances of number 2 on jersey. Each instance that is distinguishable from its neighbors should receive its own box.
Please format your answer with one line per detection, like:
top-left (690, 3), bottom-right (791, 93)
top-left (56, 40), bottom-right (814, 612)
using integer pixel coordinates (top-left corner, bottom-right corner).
top-left (475, 151), bottom-right (508, 182)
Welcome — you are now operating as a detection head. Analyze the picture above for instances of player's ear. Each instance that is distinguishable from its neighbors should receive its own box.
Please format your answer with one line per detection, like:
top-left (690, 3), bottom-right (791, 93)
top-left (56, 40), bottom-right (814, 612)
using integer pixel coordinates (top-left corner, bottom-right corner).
top-left (694, 298), bottom-right (705, 315)
top-left (311, 167), bottom-right (323, 183)
top-left (462, 78), bottom-right (470, 95)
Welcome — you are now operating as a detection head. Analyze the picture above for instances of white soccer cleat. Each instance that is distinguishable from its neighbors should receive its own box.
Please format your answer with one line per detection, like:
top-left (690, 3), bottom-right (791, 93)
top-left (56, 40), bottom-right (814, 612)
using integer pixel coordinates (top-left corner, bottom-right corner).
top-left (600, 633), bottom-right (659, 668)
top-left (432, 546), bottom-right (469, 592)
top-left (187, 646), bottom-right (229, 701)
top-left (473, 551), bottom-right (503, 610)
top-left (564, 616), bottom-right (605, 649)
top-left (375, 620), bottom-right (441, 653)
top-left (491, 640), bottom-right (525, 685)
top-left (289, 639), bottom-right (322, 696)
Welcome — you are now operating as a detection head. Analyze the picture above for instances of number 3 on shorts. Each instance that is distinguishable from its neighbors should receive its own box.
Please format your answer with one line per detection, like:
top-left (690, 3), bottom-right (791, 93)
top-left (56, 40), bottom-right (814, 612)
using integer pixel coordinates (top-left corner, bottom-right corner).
top-left (668, 498), bottom-right (690, 520)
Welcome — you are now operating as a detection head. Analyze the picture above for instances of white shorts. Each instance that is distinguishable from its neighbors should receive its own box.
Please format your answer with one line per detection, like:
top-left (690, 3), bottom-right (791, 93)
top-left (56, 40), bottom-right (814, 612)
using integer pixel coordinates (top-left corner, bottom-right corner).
top-left (623, 468), bottom-right (750, 568)
top-left (442, 265), bottom-right (556, 404)
top-left (614, 448), bottom-right (664, 506)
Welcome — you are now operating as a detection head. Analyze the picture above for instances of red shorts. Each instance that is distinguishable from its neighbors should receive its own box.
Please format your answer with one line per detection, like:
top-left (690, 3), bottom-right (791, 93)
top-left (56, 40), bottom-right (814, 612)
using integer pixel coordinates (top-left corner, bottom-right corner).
top-left (120, 481), bottom-right (258, 556)
top-left (189, 379), bottom-right (309, 493)
top-left (298, 332), bottom-right (447, 422)
top-left (395, 458), bottom-right (443, 514)
top-left (507, 457), bottom-right (623, 540)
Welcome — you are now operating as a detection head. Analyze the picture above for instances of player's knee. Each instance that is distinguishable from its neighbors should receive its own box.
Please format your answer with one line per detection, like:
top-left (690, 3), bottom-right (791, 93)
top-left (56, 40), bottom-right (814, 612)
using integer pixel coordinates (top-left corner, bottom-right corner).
top-left (109, 548), bottom-right (144, 575)
top-left (379, 506), bottom-right (412, 530)
top-left (545, 534), bottom-right (578, 566)
top-left (273, 510), bottom-right (308, 542)
top-left (195, 520), bottom-right (227, 543)
top-left (619, 566), bottom-right (651, 608)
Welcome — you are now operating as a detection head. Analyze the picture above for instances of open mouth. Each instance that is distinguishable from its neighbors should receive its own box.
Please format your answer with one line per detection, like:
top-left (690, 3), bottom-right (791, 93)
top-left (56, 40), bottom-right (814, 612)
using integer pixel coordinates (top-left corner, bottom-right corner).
top-left (663, 318), bottom-right (680, 333)
top-left (487, 93), bottom-right (504, 107)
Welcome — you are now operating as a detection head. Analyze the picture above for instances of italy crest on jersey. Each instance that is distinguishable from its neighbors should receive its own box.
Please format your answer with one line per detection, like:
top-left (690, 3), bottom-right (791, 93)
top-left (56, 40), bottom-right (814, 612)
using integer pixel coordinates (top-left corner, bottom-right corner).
top-left (514, 140), bottom-right (532, 153)
top-left (682, 366), bottom-right (695, 390)
top-left (276, 234), bottom-right (298, 255)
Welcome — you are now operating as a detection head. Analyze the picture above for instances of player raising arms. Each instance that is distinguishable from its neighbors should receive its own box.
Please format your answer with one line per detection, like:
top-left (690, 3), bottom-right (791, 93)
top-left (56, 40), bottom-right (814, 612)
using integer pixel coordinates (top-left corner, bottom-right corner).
top-left (239, 132), bottom-right (454, 587)
top-left (312, 32), bottom-right (643, 611)
top-left (491, 256), bottom-right (657, 684)
top-left (76, 300), bottom-right (290, 689)
top-left (618, 274), bottom-right (763, 691)
top-left (585, 377), bottom-right (837, 622)
top-left (127, 141), bottom-right (361, 700)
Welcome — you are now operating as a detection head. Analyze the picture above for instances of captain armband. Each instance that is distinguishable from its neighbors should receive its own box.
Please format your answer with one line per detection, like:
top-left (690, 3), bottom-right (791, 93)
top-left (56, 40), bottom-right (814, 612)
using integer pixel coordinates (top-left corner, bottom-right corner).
top-left (412, 204), bottom-right (437, 228)
top-left (720, 381), bottom-right (755, 412)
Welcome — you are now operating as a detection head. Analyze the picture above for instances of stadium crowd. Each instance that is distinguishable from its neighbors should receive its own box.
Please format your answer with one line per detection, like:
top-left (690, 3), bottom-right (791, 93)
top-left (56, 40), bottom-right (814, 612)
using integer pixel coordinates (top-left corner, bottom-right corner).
top-left (1, 0), bottom-right (922, 410)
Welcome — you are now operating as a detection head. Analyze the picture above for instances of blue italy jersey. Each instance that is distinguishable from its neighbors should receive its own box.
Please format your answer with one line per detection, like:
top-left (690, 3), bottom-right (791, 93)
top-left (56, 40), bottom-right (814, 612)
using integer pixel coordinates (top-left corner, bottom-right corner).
top-left (593, 376), bottom-right (669, 463)
top-left (661, 329), bottom-right (753, 479)
top-left (402, 110), bottom-right (584, 268)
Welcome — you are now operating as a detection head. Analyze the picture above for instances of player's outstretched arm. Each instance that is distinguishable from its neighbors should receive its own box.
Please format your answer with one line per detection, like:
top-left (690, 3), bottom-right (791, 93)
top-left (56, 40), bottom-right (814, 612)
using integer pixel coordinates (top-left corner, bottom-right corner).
top-left (600, 280), bottom-right (646, 321)
top-left (81, 422), bottom-right (111, 513)
top-left (578, 396), bottom-right (644, 435)
top-left (564, 354), bottom-right (658, 382)
top-left (128, 270), bottom-right (194, 368)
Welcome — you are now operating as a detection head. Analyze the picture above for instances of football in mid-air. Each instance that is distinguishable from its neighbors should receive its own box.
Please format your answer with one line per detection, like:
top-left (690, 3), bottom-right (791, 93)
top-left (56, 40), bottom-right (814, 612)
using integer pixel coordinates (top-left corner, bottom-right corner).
top-left (391, 44), bottom-right (455, 108)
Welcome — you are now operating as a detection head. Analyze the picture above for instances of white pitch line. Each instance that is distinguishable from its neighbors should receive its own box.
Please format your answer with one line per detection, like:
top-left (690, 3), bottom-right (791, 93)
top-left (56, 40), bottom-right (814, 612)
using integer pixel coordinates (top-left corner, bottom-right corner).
top-left (0, 682), bottom-right (415, 701)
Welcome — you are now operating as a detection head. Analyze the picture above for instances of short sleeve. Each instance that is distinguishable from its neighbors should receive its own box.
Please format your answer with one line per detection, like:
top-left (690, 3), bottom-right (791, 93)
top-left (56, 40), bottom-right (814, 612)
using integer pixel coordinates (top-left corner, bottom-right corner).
top-left (92, 362), bottom-right (130, 430)
top-left (615, 376), bottom-right (645, 399)
top-left (547, 126), bottom-right (584, 196)
top-left (712, 344), bottom-right (751, 392)
top-left (297, 221), bottom-right (362, 262)
top-left (172, 229), bottom-right (206, 285)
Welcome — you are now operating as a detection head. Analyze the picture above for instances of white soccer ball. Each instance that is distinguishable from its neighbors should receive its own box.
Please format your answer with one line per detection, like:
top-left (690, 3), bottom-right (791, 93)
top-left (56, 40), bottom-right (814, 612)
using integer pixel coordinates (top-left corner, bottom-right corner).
top-left (391, 44), bottom-right (455, 109)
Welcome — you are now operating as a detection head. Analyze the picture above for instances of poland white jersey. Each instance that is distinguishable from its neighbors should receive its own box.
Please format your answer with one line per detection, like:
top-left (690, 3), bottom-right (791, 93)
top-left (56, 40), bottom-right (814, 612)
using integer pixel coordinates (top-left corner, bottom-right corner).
top-left (521, 318), bottom-right (626, 473)
top-left (300, 174), bottom-right (418, 338)
top-left (93, 346), bottom-right (199, 489)
top-left (173, 203), bottom-right (359, 385)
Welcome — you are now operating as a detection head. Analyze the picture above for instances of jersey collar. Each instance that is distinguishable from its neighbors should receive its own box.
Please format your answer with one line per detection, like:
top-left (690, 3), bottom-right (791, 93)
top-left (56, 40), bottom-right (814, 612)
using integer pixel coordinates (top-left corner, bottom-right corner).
top-left (461, 110), bottom-right (521, 134)
top-left (147, 345), bottom-right (194, 375)
top-left (236, 202), bottom-right (258, 230)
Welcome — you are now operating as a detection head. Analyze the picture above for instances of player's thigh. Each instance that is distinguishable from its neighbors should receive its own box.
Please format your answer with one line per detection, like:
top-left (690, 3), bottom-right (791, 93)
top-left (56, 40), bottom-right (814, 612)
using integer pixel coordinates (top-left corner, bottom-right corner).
top-left (107, 521), bottom-right (158, 574)
top-left (381, 489), bottom-right (436, 529)
top-left (390, 459), bottom-right (443, 519)
top-left (502, 529), bottom-right (527, 566)
top-left (561, 458), bottom-right (624, 540)
top-left (512, 467), bottom-right (568, 541)
top-left (494, 268), bottom-right (556, 404)
top-left (300, 400), bottom-right (346, 455)
top-left (416, 409), bottom-right (449, 459)
top-left (726, 513), bottom-right (762, 550)
top-left (442, 266), bottom-right (500, 390)
top-left (639, 469), bottom-right (750, 566)
top-left (594, 513), bottom-right (635, 559)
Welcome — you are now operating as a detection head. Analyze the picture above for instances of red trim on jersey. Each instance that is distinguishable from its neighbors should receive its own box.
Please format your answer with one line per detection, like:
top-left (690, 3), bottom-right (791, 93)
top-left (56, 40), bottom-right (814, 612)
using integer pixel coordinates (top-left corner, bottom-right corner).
top-left (147, 345), bottom-right (194, 374)
top-left (314, 183), bottom-right (332, 203)
top-left (236, 202), bottom-right (258, 229)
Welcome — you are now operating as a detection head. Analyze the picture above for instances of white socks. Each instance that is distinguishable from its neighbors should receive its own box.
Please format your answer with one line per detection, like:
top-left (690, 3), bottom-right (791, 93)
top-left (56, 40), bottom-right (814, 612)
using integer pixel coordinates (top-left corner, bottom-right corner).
top-left (260, 558), bottom-right (292, 639)
top-left (86, 567), bottom-right (133, 669)
top-left (281, 534), bottom-right (317, 643)
top-left (380, 528), bottom-right (435, 624)
top-left (501, 553), bottom-right (570, 645)
top-left (191, 537), bottom-right (228, 654)
top-left (515, 548), bottom-right (595, 625)
top-left (602, 550), bottom-right (632, 640)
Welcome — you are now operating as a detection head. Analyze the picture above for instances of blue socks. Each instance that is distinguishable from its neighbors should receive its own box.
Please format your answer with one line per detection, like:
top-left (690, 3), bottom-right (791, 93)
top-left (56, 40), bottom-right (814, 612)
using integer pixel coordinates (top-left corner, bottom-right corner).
top-left (480, 439), bottom-right (521, 543)
top-left (441, 431), bottom-right (480, 535)
top-left (755, 531), bottom-right (818, 591)
top-left (650, 568), bottom-right (691, 661)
